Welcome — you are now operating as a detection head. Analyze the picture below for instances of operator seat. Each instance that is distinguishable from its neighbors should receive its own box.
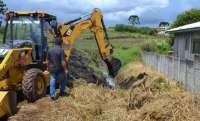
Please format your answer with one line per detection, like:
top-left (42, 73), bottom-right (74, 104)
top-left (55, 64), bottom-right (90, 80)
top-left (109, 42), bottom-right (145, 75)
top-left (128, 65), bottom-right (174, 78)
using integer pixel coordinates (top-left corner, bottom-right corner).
top-left (31, 32), bottom-right (43, 61)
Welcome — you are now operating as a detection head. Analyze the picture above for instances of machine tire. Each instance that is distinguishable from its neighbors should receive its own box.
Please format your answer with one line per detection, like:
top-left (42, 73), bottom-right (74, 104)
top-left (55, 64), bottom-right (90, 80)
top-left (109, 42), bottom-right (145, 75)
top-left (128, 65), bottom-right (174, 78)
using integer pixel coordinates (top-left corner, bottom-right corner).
top-left (22, 68), bottom-right (47, 102)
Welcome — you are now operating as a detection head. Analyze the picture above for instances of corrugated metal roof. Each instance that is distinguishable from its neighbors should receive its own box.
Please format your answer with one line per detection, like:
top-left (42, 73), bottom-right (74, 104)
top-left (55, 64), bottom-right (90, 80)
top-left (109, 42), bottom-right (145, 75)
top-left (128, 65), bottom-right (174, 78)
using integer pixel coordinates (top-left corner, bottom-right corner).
top-left (167, 21), bottom-right (200, 33)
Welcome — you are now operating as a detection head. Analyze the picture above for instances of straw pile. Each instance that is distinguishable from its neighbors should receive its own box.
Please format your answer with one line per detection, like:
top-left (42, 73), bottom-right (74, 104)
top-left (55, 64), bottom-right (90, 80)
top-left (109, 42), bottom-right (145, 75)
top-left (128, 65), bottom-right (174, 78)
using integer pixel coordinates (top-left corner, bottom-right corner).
top-left (9, 62), bottom-right (200, 121)
top-left (117, 62), bottom-right (200, 121)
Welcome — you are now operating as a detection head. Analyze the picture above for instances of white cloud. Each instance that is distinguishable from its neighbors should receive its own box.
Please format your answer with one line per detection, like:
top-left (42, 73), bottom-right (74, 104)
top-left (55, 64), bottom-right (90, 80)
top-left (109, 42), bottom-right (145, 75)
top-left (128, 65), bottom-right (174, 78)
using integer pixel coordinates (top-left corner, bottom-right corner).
top-left (5, 0), bottom-right (169, 25)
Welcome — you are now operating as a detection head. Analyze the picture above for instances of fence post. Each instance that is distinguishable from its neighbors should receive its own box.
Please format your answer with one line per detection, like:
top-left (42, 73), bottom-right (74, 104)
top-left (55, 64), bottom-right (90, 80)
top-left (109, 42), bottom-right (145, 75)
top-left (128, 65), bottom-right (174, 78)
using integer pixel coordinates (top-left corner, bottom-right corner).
top-left (184, 60), bottom-right (188, 89)
top-left (178, 56), bottom-right (180, 81)
top-left (173, 56), bottom-right (175, 80)
top-left (193, 60), bottom-right (196, 93)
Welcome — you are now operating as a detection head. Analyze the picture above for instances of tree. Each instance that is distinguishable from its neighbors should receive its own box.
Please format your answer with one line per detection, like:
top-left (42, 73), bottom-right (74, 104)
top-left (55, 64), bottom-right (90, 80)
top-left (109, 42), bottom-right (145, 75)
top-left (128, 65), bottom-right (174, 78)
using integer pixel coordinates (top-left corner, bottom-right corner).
top-left (128, 15), bottom-right (140, 26)
top-left (172, 9), bottom-right (200, 28)
top-left (0, 0), bottom-right (7, 27)
top-left (159, 21), bottom-right (170, 28)
top-left (0, 0), bottom-right (7, 14)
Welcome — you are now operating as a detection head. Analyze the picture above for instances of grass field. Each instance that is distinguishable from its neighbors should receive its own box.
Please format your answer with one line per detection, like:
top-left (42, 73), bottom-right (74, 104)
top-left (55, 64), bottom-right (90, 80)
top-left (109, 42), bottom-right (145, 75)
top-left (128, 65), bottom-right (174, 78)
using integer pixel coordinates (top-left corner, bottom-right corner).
top-left (73, 29), bottom-right (168, 66)
top-left (0, 28), bottom-right (168, 66)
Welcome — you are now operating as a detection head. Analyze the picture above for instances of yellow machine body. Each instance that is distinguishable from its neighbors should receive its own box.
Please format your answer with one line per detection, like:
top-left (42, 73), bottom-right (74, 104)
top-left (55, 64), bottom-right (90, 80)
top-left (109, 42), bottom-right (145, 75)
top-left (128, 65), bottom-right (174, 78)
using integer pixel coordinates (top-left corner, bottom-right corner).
top-left (0, 9), bottom-right (121, 118)
top-left (0, 48), bottom-right (50, 117)
top-left (0, 11), bottom-right (54, 118)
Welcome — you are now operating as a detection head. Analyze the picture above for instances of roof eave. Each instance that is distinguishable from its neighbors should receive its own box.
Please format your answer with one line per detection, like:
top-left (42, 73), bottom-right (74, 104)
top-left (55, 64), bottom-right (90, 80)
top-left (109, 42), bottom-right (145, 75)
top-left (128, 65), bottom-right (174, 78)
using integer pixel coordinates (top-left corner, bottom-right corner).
top-left (167, 27), bottom-right (200, 34)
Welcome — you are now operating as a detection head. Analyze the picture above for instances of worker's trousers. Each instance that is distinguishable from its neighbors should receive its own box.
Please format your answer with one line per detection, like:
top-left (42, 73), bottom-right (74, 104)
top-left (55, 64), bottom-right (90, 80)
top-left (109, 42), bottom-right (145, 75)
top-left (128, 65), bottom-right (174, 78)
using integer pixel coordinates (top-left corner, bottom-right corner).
top-left (50, 71), bottom-right (66, 97)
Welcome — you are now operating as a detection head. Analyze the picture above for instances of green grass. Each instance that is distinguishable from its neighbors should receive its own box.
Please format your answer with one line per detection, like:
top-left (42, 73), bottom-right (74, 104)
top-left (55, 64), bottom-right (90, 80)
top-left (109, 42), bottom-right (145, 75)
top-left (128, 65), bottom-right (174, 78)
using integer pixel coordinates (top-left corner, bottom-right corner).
top-left (113, 47), bottom-right (141, 65)
top-left (0, 28), bottom-right (169, 67)
top-left (0, 27), bottom-right (169, 65)
top-left (72, 29), bottom-right (168, 66)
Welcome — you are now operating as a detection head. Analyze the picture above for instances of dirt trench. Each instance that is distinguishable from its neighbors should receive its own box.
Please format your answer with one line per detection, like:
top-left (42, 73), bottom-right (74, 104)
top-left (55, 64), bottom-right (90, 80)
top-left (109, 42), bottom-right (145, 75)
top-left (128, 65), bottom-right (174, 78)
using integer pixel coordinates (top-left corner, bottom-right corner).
top-left (68, 48), bottom-right (107, 85)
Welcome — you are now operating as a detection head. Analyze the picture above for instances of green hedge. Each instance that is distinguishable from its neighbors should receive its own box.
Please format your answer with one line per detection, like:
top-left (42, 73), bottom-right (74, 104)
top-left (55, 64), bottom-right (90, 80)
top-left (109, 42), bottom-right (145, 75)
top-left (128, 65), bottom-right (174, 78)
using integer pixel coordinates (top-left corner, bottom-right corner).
top-left (114, 24), bottom-right (156, 35)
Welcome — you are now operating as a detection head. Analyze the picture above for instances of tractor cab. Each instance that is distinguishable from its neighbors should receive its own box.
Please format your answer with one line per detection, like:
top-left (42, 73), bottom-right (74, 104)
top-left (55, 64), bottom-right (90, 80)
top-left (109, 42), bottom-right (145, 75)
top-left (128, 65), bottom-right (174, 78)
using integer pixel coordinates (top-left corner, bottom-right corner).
top-left (0, 12), bottom-right (59, 117)
top-left (2, 11), bottom-right (57, 62)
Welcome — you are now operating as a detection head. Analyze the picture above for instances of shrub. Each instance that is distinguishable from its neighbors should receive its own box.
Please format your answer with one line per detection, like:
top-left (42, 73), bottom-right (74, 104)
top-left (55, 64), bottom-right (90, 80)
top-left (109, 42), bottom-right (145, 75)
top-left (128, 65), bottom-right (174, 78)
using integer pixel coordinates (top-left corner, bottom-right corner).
top-left (141, 41), bottom-right (157, 52)
top-left (114, 24), bottom-right (156, 35)
top-left (114, 24), bottom-right (138, 32)
top-left (142, 40), bottom-right (172, 54)
top-left (137, 27), bottom-right (157, 35)
top-left (171, 9), bottom-right (200, 28)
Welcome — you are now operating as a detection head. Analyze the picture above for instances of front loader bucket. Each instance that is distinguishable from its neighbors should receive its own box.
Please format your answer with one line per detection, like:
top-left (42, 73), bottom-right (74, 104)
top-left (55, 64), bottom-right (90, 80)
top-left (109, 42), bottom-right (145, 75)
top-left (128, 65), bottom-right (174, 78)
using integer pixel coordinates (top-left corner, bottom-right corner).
top-left (0, 91), bottom-right (17, 118)
top-left (105, 57), bottom-right (121, 77)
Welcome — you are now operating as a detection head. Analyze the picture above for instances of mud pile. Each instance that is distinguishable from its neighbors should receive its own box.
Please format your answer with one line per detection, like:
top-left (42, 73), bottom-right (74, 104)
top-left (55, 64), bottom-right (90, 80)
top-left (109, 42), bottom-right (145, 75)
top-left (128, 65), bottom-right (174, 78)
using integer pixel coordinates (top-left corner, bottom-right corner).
top-left (68, 49), bottom-right (107, 85)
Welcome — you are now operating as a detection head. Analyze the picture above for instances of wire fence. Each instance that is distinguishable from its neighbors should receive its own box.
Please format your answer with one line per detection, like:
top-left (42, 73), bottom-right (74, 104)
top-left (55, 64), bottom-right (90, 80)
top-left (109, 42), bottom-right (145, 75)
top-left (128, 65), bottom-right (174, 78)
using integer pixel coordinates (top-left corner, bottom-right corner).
top-left (142, 51), bottom-right (200, 93)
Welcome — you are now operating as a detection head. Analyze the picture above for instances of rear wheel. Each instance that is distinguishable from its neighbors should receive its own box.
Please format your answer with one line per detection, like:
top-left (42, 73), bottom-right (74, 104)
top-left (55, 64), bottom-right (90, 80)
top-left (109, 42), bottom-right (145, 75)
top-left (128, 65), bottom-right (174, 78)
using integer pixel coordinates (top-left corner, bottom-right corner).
top-left (22, 68), bottom-right (47, 102)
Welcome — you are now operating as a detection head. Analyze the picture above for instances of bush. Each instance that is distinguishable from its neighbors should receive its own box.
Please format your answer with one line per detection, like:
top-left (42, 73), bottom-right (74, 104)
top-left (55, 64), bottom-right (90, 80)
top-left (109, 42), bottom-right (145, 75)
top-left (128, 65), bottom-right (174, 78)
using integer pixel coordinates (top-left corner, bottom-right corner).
top-left (114, 24), bottom-right (138, 32)
top-left (137, 27), bottom-right (157, 35)
top-left (141, 41), bottom-right (157, 52)
top-left (142, 40), bottom-right (172, 54)
top-left (167, 35), bottom-right (175, 46)
top-left (171, 9), bottom-right (200, 28)
top-left (114, 24), bottom-right (156, 35)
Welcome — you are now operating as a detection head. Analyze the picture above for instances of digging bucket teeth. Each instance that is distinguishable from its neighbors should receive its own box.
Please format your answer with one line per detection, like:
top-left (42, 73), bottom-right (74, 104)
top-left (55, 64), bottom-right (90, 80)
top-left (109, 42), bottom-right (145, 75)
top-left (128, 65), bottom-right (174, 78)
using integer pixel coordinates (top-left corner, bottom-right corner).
top-left (0, 91), bottom-right (17, 117)
top-left (105, 57), bottom-right (122, 77)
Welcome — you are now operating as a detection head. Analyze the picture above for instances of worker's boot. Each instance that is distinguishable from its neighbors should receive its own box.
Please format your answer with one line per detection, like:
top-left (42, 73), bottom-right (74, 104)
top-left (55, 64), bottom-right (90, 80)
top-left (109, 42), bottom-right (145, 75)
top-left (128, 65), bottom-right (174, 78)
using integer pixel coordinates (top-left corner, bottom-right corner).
top-left (60, 88), bottom-right (70, 97)
top-left (50, 96), bottom-right (58, 101)
top-left (50, 91), bottom-right (59, 101)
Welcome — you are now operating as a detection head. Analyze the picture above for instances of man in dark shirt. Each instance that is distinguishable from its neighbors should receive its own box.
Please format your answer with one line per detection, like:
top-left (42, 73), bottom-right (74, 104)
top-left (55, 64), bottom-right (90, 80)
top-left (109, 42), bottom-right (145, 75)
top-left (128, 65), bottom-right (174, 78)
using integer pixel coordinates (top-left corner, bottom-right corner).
top-left (47, 39), bottom-right (68, 100)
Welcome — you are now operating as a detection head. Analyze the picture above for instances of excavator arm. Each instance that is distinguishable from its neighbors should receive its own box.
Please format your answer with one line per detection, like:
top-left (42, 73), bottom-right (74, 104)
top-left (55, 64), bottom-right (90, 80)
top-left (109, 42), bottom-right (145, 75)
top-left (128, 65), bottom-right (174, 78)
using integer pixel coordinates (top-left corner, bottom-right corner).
top-left (57, 8), bottom-right (121, 77)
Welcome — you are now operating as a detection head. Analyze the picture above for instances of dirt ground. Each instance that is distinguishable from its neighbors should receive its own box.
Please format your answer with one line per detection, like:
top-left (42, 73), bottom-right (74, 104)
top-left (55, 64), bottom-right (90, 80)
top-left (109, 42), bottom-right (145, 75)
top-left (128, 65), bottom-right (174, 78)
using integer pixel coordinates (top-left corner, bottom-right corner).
top-left (8, 62), bottom-right (200, 121)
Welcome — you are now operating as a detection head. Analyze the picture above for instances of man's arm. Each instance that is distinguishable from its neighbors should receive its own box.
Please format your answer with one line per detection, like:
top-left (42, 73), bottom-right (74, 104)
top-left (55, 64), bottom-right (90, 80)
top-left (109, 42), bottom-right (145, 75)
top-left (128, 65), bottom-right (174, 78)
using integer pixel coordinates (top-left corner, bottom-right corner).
top-left (61, 60), bottom-right (67, 73)
top-left (46, 51), bottom-right (50, 71)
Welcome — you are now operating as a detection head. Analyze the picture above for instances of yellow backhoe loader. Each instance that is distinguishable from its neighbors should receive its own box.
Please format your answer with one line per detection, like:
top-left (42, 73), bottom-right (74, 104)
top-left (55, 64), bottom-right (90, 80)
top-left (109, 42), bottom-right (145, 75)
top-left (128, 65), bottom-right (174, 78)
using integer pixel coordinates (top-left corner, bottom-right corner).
top-left (0, 8), bottom-right (121, 117)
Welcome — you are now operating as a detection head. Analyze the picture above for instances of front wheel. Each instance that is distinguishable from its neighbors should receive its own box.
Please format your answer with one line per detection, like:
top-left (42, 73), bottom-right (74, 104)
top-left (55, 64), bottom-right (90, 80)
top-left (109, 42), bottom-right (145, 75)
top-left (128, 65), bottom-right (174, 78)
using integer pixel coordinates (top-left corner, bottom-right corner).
top-left (22, 68), bottom-right (47, 102)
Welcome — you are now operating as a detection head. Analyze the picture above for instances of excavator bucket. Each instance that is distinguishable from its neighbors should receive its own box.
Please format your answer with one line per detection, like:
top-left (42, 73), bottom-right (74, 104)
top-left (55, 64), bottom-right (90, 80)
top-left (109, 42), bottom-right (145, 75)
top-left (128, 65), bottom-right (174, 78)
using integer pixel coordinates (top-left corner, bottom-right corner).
top-left (105, 57), bottom-right (121, 77)
top-left (0, 91), bottom-right (16, 117)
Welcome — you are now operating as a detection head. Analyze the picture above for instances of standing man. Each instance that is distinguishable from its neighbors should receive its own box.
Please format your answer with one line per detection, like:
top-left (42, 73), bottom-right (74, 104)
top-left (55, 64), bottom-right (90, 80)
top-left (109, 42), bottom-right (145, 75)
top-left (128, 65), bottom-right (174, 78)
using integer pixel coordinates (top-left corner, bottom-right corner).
top-left (47, 38), bottom-right (68, 100)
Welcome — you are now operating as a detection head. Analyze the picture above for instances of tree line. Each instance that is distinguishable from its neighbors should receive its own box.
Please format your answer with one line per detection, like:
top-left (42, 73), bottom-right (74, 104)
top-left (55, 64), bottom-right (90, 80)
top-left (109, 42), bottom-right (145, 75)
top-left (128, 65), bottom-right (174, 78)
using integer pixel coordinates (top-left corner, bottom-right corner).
top-left (128, 8), bottom-right (200, 28)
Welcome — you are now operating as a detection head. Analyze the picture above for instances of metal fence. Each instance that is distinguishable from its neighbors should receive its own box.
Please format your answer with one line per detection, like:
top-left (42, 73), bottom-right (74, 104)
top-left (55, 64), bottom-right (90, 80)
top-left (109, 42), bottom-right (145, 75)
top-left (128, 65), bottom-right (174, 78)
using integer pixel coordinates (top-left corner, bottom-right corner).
top-left (142, 51), bottom-right (200, 93)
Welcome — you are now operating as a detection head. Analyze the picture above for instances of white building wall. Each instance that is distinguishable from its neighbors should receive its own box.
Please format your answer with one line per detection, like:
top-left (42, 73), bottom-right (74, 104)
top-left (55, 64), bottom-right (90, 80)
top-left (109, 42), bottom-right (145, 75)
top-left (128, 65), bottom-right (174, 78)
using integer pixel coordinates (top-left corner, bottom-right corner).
top-left (173, 31), bottom-right (200, 60)
top-left (174, 33), bottom-right (186, 58)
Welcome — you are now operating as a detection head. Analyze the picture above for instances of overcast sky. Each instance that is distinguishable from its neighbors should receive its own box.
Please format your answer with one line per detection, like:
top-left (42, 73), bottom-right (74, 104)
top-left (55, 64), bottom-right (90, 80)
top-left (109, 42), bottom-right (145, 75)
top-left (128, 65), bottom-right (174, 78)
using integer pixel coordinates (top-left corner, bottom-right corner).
top-left (4, 0), bottom-right (200, 27)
